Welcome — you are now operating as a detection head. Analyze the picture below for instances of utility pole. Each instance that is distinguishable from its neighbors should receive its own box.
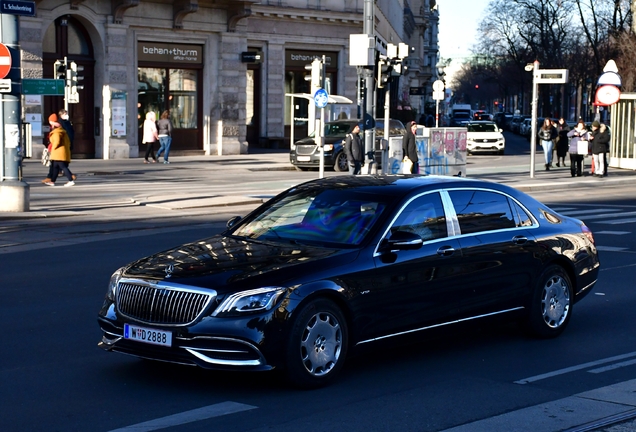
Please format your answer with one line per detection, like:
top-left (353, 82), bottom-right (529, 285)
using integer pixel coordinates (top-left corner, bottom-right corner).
top-left (362, 0), bottom-right (375, 174)
top-left (0, 12), bottom-right (27, 212)
top-left (529, 61), bottom-right (539, 179)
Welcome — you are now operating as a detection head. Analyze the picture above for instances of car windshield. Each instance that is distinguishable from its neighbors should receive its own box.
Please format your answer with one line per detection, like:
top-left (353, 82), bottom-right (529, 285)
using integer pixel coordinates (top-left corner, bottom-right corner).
top-left (307, 123), bottom-right (353, 139)
top-left (468, 123), bottom-right (498, 132)
top-left (230, 188), bottom-right (389, 247)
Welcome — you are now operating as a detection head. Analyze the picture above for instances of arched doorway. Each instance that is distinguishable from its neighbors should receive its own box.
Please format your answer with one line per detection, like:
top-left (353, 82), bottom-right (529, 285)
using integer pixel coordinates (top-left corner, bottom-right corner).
top-left (42, 16), bottom-right (95, 158)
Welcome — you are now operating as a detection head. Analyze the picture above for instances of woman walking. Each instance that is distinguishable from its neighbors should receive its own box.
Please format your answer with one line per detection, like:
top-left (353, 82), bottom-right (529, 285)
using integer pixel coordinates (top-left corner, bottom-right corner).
top-left (567, 120), bottom-right (589, 177)
top-left (537, 117), bottom-right (557, 170)
top-left (142, 111), bottom-right (158, 163)
top-left (156, 110), bottom-right (173, 164)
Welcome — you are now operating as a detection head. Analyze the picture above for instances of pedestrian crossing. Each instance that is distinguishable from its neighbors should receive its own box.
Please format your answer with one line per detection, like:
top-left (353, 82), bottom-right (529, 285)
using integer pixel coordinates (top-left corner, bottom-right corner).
top-left (551, 205), bottom-right (634, 252)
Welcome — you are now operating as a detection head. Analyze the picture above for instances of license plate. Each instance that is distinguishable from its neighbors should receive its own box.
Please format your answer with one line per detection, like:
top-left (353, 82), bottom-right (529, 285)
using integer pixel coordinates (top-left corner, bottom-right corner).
top-left (297, 156), bottom-right (311, 162)
top-left (124, 324), bottom-right (172, 347)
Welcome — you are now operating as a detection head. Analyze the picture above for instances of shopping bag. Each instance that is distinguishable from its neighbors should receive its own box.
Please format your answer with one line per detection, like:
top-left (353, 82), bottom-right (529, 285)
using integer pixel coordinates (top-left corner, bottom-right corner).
top-left (576, 140), bottom-right (589, 155)
top-left (41, 147), bottom-right (51, 167)
top-left (401, 157), bottom-right (413, 174)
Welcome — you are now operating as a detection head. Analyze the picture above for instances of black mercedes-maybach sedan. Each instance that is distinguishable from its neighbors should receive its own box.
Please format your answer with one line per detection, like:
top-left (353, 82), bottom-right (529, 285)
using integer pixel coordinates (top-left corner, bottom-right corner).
top-left (97, 175), bottom-right (600, 388)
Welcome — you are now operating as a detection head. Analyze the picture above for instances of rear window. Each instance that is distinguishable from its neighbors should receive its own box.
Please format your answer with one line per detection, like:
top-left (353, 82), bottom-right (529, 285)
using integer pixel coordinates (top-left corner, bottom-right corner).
top-left (467, 123), bottom-right (499, 133)
top-left (448, 190), bottom-right (518, 234)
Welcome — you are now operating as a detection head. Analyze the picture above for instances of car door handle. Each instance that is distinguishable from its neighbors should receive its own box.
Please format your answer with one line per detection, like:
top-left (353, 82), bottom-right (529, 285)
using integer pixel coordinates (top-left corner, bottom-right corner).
top-left (512, 235), bottom-right (529, 245)
top-left (437, 245), bottom-right (456, 256)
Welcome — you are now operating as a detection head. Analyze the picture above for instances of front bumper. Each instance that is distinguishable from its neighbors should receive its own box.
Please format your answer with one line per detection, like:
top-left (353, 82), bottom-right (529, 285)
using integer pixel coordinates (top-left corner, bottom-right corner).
top-left (289, 150), bottom-right (336, 167)
top-left (467, 140), bottom-right (505, 153)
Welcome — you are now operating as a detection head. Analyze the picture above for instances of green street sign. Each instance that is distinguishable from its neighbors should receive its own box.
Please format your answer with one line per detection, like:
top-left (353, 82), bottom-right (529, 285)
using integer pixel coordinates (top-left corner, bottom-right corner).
top-left (22, 78), bottom-right (65, 95)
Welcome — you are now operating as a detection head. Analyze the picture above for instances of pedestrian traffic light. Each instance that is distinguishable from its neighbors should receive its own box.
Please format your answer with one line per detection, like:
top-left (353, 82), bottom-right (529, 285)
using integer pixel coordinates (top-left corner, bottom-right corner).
top-left (54, 59), bottom-right (67, 80)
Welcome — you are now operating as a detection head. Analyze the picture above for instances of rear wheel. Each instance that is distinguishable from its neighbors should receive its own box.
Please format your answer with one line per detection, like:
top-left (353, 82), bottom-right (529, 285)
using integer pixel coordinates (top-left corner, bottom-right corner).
top-left (333, 151), bottom-right (349, 172)
top-left (525, 265), bottom-right (573, 338)
top-left (285, 298), bottom-right (348, 389)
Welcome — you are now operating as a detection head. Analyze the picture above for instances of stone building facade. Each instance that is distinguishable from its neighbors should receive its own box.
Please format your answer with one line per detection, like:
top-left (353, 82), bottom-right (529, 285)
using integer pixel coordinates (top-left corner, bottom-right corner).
top-left (21, 0), bottom-right (438, 159)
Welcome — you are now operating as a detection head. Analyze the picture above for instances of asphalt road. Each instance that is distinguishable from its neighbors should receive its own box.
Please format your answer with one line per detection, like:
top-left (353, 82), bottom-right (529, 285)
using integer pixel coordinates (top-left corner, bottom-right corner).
top-left (1, 133), bottom-right (636, 432)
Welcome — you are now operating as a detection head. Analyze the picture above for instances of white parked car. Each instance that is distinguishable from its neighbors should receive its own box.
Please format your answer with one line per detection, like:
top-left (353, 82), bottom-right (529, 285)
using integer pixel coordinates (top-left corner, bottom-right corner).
top-left (466, 121), bottom-right (506, 155)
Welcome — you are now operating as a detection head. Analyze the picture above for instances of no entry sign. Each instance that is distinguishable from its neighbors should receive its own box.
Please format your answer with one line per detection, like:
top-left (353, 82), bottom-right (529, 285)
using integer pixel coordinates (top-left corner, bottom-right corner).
top-left (0, 43), bottom-right (11, 79)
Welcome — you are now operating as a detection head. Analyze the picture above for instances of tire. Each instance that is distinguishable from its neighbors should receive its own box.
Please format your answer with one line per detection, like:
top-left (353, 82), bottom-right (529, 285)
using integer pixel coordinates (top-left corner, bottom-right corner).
top-left (525, 265), bottom-right (573, 338)
top-left (285, 298), bottom-right (348, 389)
top-left (333, 151), bottom-right (349, 172)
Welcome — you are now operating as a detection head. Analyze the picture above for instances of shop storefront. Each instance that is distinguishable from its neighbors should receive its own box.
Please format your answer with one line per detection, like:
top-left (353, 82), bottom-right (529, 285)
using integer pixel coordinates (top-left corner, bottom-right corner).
top-left (137, 42), bottom-right (203, 153)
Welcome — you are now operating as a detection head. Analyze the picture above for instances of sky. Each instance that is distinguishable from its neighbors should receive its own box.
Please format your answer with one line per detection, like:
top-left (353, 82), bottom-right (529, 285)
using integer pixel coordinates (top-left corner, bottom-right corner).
top-left (437, 0), bottom-right (490, 60)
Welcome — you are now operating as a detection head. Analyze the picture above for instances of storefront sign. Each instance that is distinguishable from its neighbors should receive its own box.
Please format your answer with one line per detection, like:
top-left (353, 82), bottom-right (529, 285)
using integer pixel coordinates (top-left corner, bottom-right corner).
top-left (137, 42), bottom-right (202, 64)
top-left (286, 50), bottom-right (337, 68)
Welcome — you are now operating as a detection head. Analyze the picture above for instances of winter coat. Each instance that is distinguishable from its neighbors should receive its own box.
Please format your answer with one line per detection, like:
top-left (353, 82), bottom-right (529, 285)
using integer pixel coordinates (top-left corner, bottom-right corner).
top-left (142, 114), bottom-right (158, 144)
top-left (556, 123), bottom-right (570, 157)
top-left (49, 127), bottom-right (71, 162)
top-left (344, 132), bottom-right (364, 164)
top-left (567, 128), bottom-right (589, 154)
top-left (157, 118), bottom-right (172, 137)
top-left (590, 127), bottom-right (610, 155)
top-left (403, 130), bottom-right (418, 164)
top-left (538, 126), bottom-right (557, 142)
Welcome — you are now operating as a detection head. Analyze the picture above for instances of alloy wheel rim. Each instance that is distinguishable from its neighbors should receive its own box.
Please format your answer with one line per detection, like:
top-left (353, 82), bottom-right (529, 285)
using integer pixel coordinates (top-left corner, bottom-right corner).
top-left (541, 275), bottom-right (570, 328)
top-left (300, 311), bottom-right (342, 376)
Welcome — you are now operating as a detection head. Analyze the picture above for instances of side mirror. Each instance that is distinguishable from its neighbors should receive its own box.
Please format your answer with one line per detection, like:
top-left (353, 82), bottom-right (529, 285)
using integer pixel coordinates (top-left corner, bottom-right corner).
top-left (226, 216), bottom-right (242, 230)
top-left (379, 230), bottom-right (423, 252)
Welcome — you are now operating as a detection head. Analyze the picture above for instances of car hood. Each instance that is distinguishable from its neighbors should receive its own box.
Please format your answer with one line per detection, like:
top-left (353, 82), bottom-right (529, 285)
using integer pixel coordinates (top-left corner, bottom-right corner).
top-left (295, 136), bottom-right (344, 145)
top-left (122, 235), bottom-right (357, 293)
top-left (467, 132), bottom-right (503, 139)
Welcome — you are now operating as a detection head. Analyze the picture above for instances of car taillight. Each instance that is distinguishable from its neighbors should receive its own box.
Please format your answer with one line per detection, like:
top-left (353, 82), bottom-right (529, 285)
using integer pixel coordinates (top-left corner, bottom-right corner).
top-left (581, 224), bottom-right (595, 244)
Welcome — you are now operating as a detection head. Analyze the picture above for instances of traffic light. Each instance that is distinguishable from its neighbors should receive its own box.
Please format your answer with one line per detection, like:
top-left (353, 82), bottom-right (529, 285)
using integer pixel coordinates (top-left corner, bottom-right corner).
top-left (304, 58), bottom-right (323, 94)
top-left (68, 61), bottom-right (84, 97)
top-left (377, 59), bottom-right (393, 88)
top-left (54, 59), bottom-right (67, 80)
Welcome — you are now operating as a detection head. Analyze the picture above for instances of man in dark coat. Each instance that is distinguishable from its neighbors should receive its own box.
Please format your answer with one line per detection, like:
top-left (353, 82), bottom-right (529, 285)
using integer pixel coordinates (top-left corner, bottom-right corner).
top-left (344, 123), bottom-right (364, 175)
top-left (589, 121), bottom-right (610, 177)
top-left (403, 121), bottom-right (419, 173)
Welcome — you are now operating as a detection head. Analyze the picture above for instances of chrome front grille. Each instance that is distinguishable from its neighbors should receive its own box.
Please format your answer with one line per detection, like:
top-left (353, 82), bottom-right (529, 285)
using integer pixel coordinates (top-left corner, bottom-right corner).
top-left (116, 281), bottom-right (215, 325)
top-left (296, 144), bottom-right (317, 156)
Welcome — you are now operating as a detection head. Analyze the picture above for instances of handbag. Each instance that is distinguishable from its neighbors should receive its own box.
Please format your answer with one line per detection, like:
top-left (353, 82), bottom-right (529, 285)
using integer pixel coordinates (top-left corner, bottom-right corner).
top-left (41, 147), bottom-right (51, 167)
top-left (401, 157), bottom-right (413, 174)
top-left (576, 140), bottom-right (589, 155)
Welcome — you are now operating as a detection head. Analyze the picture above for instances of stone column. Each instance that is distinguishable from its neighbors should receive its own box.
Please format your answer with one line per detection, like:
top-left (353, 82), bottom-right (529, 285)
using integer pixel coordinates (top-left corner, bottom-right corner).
top-left (266, 41), bottom-right (285, 139)
top-left (102, 23), bottom-right (131, 159)
top-left (216, 32), bottom-right (246, 155)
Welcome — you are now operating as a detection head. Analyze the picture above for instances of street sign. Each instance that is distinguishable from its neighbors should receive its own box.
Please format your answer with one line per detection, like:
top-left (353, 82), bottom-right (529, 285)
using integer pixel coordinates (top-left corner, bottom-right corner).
top-left (0, 43), bottom-right (11, 79)
top-left (432, 90), bottom-right (445, 100)
top-left (0, 78), bottom-right (10, 92)
top-left (22, 78), bottom-right (65, 95)
top-left (432, 80), bottom-right (445, 92)
top-left (409, 87), bottom-right (425, 96)
top-left (314, 88), bottom-right (328, 108)
top-left (0, 0), bottom-right (36, 16)
top-left (534, 69), bottom-right (569, 84)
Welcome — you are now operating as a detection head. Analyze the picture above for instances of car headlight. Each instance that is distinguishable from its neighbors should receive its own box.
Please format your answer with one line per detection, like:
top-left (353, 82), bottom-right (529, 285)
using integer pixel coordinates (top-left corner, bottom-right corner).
top-left (323, 144), bottom-right (333, 151)
top-left (107, 267), bottom-right (125, 301)
top-left (212, 287), bottom-right (286, 316)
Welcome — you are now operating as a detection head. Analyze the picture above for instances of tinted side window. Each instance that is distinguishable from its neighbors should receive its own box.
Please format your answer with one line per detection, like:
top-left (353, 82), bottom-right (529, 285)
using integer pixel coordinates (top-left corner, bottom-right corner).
top-left (448, 190), bottom-right (516, 234)
top-left (510, 199), bottom-right (533, 227)
top-left (390, 193), bottom-right (448, 241)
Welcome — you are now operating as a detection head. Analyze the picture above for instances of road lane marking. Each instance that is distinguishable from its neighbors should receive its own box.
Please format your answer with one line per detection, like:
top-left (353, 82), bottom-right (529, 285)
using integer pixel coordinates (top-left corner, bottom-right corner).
top-left (588, 358), bottom-right (636, 374)
top-left (107, 401), bottom-right (257, 432)
top-left (596, 246), bottom-right (629, 252)
top-left (514, 351), bottom-right (636, 384)
top-left (603, 217), bottom-right (636, 224)
top-left (578, 211), bottom-right (636, 221)
top-left (595, 231), bottom-right (631, 235)
top-left (559, 209), bottom-right (617, 216)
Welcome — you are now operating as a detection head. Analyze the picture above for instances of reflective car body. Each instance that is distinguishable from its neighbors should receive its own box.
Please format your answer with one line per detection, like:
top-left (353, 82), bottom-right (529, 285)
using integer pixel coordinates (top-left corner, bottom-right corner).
top-left (98, 176), bottom-right (600, 388)
top-left (289, 119), bottom-right (406, 171)
top-left (466, 121), bottom-right (506, 154)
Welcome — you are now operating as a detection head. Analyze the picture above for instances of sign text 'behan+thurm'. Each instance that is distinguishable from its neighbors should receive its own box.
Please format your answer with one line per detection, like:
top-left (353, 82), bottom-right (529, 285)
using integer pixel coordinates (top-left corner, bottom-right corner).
top-left (137, 42), bottom-right (202, 65)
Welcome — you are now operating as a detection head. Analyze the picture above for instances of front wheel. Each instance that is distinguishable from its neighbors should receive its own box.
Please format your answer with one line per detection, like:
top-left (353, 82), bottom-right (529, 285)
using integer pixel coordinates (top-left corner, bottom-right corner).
top-left (524, 265), bottom-right (573, 338)
top-left (285, 298), bottom-right (348, 389)
top-left (333, 151), bottom-right (349, 172)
